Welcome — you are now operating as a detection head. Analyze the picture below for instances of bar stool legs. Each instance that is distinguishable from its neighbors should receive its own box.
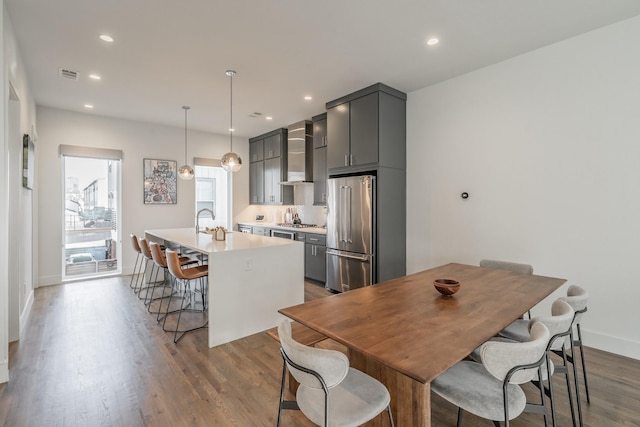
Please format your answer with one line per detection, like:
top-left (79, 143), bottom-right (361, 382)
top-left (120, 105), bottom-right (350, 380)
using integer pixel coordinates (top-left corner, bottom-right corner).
top-left (164, 249), bottom-right (209, 344)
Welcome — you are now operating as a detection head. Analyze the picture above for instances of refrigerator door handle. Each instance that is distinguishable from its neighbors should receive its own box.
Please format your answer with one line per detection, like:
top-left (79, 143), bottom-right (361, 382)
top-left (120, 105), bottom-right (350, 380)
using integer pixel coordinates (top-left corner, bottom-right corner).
top-left (339, 185), bottom-right (348, 243)
top-left (326, 249), bottom-right (370, 261)
top-left (346, 185), bottom-right (352, 243)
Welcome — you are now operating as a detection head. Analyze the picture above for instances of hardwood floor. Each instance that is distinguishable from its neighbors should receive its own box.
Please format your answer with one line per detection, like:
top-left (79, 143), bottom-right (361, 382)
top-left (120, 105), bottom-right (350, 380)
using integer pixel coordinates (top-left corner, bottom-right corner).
top-left (0, 276), bottom-right (638, 426)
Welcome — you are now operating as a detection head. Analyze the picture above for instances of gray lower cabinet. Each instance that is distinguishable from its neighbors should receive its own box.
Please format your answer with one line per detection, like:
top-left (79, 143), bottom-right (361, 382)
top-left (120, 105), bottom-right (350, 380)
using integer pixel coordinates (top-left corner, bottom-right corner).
top-left (304, 233), bottom-right (326, 283)
top-left (251, 226), bottom-right (270, 236)
top-left (238, 224), bottom-right (252, 234)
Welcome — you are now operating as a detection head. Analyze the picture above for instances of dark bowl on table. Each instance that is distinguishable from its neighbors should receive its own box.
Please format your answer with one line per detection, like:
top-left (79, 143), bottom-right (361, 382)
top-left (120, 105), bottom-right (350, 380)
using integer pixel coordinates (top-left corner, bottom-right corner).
top-left (434, 279), bottom-right (460, 296)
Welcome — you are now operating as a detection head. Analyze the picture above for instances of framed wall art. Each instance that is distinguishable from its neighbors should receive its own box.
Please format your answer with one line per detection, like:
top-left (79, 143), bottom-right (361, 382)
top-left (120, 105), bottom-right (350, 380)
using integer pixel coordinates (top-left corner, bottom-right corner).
top-left (143, 158), bottom-right (177, 204)
top-left (23, 134), bottom-right (35, 189)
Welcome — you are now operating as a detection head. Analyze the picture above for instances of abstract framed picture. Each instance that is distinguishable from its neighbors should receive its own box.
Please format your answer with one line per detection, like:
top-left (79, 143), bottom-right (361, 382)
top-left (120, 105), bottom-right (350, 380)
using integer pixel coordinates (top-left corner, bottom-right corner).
top-left (143, 158), bottom-right (177, 204)
top-left (23, 134), bottom-right (34, 189)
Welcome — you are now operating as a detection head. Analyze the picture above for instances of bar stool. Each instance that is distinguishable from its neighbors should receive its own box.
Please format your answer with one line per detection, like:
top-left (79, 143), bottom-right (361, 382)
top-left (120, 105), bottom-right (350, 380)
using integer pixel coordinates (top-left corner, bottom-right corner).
top-left (129, 234), bottom-right (144, 290)
top-left (137, 237), bottom-right (162, 303)
top-left (149, 241), bottom-right (198, 321)
top-left (165, 249), bottom-right (209, 343)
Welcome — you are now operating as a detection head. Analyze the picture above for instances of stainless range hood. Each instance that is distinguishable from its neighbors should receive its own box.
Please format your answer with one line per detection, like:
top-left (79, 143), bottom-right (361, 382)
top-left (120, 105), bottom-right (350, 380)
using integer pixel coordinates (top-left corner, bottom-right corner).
top-left (281, 120), bottom-right (313, 185)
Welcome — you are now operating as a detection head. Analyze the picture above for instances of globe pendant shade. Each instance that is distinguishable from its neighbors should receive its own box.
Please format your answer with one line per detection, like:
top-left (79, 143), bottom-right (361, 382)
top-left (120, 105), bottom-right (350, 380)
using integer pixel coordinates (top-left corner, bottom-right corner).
top-left (221, 152), bottom-right (242, 172)
top-left (178, 164), bottom-right (194, 180)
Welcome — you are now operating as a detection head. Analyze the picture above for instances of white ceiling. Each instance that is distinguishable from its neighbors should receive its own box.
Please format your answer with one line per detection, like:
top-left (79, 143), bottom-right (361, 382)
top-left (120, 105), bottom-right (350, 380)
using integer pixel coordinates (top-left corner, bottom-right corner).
top-left (6, 0), bottom-right (640, 138)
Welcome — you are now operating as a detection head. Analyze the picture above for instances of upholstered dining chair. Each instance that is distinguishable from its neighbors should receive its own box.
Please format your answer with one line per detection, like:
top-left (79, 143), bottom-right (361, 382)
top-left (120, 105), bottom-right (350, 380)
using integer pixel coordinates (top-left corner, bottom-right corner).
top-left (276, 320), bottom-right (394, 427)
top-left (164, 249), bottom-right (209, 343)
top-left (557, 285), bottom-right (590, 419)
top-left (479, 259), bottom-right (534, 275)
top-left (495, 300), bottom-right (576, 427)
top-left (432, 322), bottom-right (550, 427)
top-left (479, 259), bottom-right (534, 318)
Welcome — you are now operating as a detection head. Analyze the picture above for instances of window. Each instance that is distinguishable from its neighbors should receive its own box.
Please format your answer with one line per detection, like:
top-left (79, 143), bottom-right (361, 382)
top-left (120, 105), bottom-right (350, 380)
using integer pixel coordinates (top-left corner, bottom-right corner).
top-left (195, 164), bottom-right (230, 230)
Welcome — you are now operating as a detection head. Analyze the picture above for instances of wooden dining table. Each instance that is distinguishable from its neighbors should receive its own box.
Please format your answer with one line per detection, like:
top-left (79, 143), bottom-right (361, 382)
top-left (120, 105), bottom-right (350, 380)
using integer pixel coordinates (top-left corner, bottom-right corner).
top-left (279, 262), bottom-right (566, 426)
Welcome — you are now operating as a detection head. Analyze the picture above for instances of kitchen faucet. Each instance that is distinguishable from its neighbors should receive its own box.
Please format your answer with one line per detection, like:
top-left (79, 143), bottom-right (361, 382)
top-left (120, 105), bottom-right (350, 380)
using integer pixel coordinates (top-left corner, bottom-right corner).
top-left (196, 208), bottom-right (215, 233)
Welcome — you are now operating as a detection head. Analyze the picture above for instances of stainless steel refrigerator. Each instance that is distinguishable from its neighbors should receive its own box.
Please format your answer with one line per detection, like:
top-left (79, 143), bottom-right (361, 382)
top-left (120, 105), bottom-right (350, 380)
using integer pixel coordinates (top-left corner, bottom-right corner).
top-left (326, 175), bottom-right (375, 292)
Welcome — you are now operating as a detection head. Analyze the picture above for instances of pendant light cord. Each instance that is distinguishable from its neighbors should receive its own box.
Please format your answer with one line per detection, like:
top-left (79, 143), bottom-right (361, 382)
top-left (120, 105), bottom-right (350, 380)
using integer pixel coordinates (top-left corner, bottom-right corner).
top-left (229, 71), bottom-right (233, 152)
top-left (183, 105), bottom-right (189, 164)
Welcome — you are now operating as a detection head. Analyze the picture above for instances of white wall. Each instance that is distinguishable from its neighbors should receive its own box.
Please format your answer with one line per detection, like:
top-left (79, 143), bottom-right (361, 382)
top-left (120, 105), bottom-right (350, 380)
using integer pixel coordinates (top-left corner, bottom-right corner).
top-left (36, 107), bottom-right (249, 286)
top-left (407, 16), bottom-right (640, 359)
top-left (0, 0), bottom-right (8, 383)
top-left (2, 2), bottom-right (38, 383)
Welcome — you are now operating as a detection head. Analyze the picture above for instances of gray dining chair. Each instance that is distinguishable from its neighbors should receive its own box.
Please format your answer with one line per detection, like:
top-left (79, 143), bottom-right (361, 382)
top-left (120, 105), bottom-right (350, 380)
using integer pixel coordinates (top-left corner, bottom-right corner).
top-left (558, 285), bottom-right (590, 406)
top-left (432, 322), bottom-right (550, 427)
top-left (479, 259), bottom-right (534, 275)
top-left (496, 299), bottom-right (576, 427)
top-left (276, 320), bottom-right (394, 427)
top-left (479, 259), bottom-right (534, 318)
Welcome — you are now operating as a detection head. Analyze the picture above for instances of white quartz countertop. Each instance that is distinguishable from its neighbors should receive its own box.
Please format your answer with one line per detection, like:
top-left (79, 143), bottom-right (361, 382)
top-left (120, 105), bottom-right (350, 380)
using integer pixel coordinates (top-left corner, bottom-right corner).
top-left (145, 227), bottom-right (301, 254)
top-left (238, 222), bottom-right (327, 235)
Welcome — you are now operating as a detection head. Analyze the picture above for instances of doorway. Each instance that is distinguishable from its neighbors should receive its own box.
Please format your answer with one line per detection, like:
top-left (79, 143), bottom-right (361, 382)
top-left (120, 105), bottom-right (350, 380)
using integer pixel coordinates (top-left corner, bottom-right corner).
top-left (62, 156), bottom-right (121, 280)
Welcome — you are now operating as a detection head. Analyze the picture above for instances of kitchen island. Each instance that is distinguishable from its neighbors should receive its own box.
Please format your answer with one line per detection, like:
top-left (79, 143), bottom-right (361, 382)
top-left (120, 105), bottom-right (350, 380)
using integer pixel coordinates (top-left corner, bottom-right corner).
top-left (145, 228), bottom-right (304, 347)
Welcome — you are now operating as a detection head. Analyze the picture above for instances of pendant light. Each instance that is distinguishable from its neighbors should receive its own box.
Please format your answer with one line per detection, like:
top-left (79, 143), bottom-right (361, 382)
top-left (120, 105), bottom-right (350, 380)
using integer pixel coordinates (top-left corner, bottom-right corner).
top-left (221, 70), bottom-right (242, 172)
top-left (178, 105), bottom-right (194, 180)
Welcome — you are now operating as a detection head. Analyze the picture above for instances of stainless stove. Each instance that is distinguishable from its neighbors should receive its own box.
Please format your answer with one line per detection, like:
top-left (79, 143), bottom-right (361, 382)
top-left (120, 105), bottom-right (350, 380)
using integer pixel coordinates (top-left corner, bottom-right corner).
top-left (276, 223), bottom-right (317, 229)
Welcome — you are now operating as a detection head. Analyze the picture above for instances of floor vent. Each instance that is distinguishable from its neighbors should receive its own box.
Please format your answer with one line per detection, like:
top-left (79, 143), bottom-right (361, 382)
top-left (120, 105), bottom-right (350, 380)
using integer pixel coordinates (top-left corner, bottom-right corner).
top-left (59, 68), bottom-right (79, 81)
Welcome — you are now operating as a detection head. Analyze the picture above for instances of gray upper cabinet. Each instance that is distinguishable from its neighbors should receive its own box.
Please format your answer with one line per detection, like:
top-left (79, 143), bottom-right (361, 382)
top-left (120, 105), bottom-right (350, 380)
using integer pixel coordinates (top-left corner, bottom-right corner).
top-left (312, 113), bottom-right (328, 206)
top-left (250, 139), bottom-right (264, 163)
top-left (313, 114), bottom-right (327, 148)
top-left (264, 157), bottom-right (281, 204)
top-left (326, 83), bottom-right (406, 175)
top-left (249, 128), bottom-right (292, 205)
top-left (250, 161), bottom-right (264, 204)
top-left (264, 133), bottom-right (281, 159)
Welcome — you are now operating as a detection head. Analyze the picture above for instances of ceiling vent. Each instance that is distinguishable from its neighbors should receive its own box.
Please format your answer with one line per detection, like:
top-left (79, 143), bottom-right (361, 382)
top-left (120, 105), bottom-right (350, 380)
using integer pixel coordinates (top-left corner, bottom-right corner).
top-left (59, 68), bottom-right (79, 81)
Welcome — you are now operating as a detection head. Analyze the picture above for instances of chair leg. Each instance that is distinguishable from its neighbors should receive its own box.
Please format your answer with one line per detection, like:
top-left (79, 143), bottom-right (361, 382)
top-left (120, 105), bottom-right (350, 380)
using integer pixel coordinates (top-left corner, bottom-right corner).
top-left (456, 407), bottom-right (464, 427)
top-left (576, 324), bottom-right (591, 404)
top-left (387, 404), bottom-right (395, 427)
top-left (171, 278), bottom-right (208, 344)
top-left (276, 358), bottom-right (286, 427)
top-left (144, 264), bottom-right (160, 305)
top-left (545, 352), bottom-right (558, 427)
top-left (569, 332), bottom-right (584, 427)
top-left (129, 253), bottom-right (141, 289)
top-left (156, 271), bottom-right (176, 321)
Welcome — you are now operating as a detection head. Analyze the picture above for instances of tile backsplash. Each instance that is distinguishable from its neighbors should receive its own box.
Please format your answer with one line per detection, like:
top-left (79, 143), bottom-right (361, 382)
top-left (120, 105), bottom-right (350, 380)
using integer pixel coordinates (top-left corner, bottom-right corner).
top-left (237, 184), bottom-right (327, 226)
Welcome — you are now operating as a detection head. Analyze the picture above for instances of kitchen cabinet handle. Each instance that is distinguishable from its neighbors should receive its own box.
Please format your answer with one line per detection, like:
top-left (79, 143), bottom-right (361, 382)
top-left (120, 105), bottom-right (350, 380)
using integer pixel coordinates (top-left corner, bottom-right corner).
top-left (344, 155), bottom-right (349, 166)
top-left (349, 154), bottom-right (354, 165)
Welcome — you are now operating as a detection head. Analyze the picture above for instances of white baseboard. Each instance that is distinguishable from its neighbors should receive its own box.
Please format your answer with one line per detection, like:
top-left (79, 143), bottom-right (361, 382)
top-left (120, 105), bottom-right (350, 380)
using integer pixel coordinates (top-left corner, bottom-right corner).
top-left (37, 274), bottom-right (61, 287)
top-left (0, 361), bottom-right (8, 384)
top-left (19, 289), bottom-right (34, 337)
top-left (584, 328), bottom-right (640, 360)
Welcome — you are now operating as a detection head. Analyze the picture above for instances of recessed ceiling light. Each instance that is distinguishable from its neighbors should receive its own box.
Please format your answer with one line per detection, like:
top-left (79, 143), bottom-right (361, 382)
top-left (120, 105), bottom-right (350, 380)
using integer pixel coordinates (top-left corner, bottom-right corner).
top-left (89, 74), bottom-right (101, 80)
top-left (99, 34), bottom-right (114, 43)
top-left (266, 116), bottom-right (273, 120)
top-left (304, 96), bottom-right (312, 101)
top-left (84, 104), bottom-right (94, 109)
top-left (426, 38), bottom-right (439, 46)
top-left (229, 128), bottom-right (234, 132)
